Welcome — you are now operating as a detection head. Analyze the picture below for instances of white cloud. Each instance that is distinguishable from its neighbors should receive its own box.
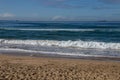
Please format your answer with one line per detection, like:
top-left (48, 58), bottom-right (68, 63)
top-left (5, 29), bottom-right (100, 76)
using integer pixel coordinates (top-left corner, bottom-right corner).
top-left (52, 16), bottom-right (66, 21)
top-left (0, 13), bottom-right (15, 18)
top-left (99, 0), bottom-right (120, 4)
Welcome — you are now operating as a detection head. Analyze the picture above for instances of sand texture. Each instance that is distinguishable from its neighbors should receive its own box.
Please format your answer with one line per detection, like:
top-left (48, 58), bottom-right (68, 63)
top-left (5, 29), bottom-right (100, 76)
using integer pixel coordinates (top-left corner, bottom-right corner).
top-left (0, 54), bottom-right (120, 80)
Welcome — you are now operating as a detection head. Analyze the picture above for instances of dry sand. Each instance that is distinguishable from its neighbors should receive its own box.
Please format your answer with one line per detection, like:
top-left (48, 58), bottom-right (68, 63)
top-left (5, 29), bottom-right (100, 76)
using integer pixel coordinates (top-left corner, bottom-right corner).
top-left (0, 54), bottom-right (120, 80)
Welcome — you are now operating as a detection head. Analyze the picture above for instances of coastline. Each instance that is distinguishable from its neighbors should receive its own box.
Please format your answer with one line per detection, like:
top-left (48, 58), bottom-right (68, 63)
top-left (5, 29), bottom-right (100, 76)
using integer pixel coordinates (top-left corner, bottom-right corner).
top-left (1, 49), bottom-right (120, 62)
top-left (0, 54), bottom-right (120, 80)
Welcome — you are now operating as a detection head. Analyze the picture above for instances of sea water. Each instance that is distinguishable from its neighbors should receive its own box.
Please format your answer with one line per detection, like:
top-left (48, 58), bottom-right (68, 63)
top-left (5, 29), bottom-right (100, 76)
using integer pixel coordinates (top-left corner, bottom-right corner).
top-left (0, 21), bottom-right (120, 58)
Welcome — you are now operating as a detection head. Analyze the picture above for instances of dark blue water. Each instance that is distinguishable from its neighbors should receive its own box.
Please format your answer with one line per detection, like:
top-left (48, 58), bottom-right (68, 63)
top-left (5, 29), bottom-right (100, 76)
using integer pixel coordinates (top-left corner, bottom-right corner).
top-left (0, 21), bottom-right (120, 43)
top-left (1, 21), bottom-right (120, 57)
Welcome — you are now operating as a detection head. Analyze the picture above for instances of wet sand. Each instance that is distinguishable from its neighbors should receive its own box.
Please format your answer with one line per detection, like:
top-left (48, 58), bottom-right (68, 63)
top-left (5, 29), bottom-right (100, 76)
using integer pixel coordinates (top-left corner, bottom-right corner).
top-left (0, 54), bottom-right (120, 80)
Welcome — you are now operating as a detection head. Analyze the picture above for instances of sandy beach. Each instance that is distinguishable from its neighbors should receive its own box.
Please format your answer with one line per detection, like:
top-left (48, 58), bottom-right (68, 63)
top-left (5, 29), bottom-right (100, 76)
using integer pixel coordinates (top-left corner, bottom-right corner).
top-left (0, 54), bottom-right (119, 80)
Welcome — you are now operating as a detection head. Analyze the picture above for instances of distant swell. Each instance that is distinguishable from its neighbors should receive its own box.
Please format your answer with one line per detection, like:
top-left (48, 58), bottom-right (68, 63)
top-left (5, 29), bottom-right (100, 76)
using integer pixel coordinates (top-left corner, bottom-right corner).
top-left (0, 39), bottom-right (120, 50)
top-left (1, 28), bottom-right (120, 32)
top-left (0, 28), bottom-right (94, 31)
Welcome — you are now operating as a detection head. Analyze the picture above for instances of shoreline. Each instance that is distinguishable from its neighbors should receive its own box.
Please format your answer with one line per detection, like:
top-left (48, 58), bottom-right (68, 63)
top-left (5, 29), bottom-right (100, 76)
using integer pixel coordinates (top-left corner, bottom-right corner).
top-left (0, 54), bottom-right (120, 80)
top-left (1, 50), bottom-right (120, 62)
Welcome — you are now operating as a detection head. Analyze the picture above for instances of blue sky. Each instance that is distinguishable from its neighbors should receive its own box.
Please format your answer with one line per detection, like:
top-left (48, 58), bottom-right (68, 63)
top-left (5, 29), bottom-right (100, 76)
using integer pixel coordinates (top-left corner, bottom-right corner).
top-left (0, 0), bottom-right (120, 21)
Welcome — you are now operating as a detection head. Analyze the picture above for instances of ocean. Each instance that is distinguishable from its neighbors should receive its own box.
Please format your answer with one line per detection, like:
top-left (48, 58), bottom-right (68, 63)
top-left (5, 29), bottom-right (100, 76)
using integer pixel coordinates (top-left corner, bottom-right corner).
top-left (0, 21), bottom-right (120, 58)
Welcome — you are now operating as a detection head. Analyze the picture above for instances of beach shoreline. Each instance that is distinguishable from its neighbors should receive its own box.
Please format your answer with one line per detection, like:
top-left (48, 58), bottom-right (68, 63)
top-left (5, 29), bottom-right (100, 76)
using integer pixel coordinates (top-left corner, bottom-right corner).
top-left (0, 54), bottom-right (120, 80)
top-left (1, 50), bottom-right (120, 62)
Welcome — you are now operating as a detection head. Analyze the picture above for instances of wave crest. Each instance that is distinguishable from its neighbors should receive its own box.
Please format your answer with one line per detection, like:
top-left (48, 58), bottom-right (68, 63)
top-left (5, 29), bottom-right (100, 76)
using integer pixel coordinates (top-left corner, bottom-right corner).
top-left (0, 39), bottom-right (120, 50)
top-left (1, 28), bottom-right (120, 32)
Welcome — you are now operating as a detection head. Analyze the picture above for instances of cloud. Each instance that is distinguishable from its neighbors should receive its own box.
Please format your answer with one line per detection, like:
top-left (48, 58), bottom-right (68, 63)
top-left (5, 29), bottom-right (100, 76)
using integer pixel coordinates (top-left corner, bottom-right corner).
top-left (112, 13), bottom-right (120, 16)
top-left (0, 13), bottom-right (15, 18)
top-left (99, 0), bottom-right (120, 4)
top-left (52, 16), bottom-right (66, 21)
top-left (92, 6), bottom-right (114, 10)
top-left (40, 0), bottom-right (82, 9)
top-left (92, 0), bottom-right (120, 10)
top-left (40, 0), bottom-right (120, 9)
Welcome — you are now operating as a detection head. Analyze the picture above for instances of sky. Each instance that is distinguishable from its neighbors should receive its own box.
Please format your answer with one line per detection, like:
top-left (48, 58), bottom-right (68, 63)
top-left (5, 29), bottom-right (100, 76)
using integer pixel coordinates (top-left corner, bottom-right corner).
top-left (0, 0), bottom-right (120, 21)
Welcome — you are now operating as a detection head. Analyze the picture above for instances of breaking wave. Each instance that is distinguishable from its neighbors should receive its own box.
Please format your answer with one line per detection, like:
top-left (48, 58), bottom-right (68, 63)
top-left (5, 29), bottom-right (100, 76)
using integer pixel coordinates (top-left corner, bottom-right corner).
top-left (1, 28), bottom-right (120, 32)
top-left (0, 39), bottom-right (120, 50)
top-left (0, 28), bottom-right (94, 31)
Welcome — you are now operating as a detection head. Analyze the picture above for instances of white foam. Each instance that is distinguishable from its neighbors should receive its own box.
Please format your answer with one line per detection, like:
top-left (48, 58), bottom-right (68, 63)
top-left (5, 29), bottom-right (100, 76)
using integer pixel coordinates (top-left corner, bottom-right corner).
top-left (0, 39), bottom-right (120, 50)
top-left (0, 28), bottom-right (95, 31)
top-left (0, 48), bottom-right (115, 58)
top-left (1, 28), bottom-right (120, 32)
